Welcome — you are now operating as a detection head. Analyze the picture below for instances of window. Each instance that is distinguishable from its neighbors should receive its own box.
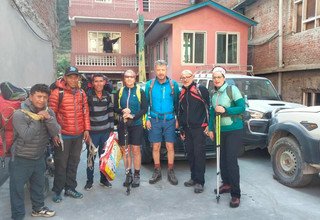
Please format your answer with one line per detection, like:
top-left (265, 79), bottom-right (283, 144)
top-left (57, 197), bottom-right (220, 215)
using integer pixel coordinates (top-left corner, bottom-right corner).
top-left (143, 0), bottom-right (150, 12)
top-left (163, 37), bottom-right (168, 63)
top-left (95, 0), bottom-right (112, 3)
top-left (294, 0), bottom-right (320, 32)
top-left (182, 32), bottom-right (205, 64)
top-left (216, 33), bottom-right (238, 64)
top-left (302, 90), bottom-right (320, 106)
top-left (156, 42), bottom-right (160, 60)
top-left (88, 31), bottom-right (121, 53)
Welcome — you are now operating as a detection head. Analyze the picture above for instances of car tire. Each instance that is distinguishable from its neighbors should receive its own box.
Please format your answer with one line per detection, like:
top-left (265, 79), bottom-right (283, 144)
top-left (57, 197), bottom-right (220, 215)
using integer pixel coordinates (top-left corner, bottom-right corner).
top-left (271, 137), bottom-right (313, 187)
top-left (141, 129), bottom-right (152, 164)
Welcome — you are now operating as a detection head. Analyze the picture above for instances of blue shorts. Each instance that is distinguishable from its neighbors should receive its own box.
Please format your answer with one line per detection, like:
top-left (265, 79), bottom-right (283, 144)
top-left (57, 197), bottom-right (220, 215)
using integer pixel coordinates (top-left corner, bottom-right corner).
top-left (148, 118), bottom-right (176, 143)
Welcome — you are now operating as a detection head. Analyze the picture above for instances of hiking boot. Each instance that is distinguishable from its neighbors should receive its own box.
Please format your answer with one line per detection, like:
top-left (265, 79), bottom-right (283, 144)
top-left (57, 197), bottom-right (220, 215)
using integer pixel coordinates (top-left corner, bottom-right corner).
top-left (123, 172), bottom-right (133, 187)
top-left (214, 184), bottom-right (231, 194)
top-left (84, 182), bottom-right (93, 191)
top-left (230, 197), bottom-right (240, 208)
top-left (167, 169), bottom-right (178, 185)
top-left (149, 168), bottom-right (162, 184)
top-left (100, 179), bottom-right (112, 188)
top-left (64, 189), bottom-right (83, 199)
top-left (52, 193), bottom-right (62, 203)
top-left (31, 206), bottom-right (55, 217)
top-left (132, 174), bottom-right (140, 188)
top-left (194, 183), bottom-right (204, 193)
top-left (184, 179), bottom-right (195, 187)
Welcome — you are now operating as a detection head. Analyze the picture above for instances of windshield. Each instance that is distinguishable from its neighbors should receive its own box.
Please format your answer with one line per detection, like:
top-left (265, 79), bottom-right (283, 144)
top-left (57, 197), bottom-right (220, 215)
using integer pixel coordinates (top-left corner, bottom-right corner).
top-left (226, 78), bottom-right (280, 100)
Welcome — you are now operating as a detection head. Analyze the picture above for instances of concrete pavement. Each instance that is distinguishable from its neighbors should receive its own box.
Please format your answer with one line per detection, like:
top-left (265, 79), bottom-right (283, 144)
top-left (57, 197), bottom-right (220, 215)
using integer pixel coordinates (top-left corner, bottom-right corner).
top-left (1, 149), bottom-right (320, 220)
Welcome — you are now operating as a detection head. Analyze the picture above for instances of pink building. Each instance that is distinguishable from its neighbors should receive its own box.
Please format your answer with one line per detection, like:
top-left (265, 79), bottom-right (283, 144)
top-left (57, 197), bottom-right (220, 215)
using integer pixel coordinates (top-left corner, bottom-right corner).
top-left (69, 0), bottom-right (195, 80)
top-left (145, 1), bottom-right (257, 81)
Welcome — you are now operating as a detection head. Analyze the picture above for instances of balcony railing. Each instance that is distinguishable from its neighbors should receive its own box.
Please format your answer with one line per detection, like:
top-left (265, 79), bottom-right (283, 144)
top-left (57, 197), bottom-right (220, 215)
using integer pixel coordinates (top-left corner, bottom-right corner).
top-left (75, 53), bottom-right (148, 67)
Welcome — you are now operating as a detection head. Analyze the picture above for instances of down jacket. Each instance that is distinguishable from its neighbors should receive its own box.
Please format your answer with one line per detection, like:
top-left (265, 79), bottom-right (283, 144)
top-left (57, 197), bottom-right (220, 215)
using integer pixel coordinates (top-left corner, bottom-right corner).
top-left (49, 79), bottom-right (90, 135)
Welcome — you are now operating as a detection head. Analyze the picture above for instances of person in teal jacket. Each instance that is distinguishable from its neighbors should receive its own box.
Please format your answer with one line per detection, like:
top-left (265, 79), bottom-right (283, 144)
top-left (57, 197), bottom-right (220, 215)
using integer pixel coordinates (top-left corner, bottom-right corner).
top-left (208, 67), bottom-right (245, 208)
top-left (145, 60), bottom-right (180, 186)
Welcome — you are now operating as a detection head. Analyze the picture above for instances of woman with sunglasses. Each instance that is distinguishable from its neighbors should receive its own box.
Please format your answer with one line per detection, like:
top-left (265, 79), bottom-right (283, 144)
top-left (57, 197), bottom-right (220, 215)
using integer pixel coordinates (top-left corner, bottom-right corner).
top-left (114, 70), bottom-right (147, 188)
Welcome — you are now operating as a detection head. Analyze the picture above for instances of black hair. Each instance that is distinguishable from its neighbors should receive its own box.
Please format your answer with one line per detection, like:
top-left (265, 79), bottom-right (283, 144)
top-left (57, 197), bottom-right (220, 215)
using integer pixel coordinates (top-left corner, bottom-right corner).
top-left (30, 84), bottom-right (50, 96)
top-left (91, 73), bottom-right (107, 82)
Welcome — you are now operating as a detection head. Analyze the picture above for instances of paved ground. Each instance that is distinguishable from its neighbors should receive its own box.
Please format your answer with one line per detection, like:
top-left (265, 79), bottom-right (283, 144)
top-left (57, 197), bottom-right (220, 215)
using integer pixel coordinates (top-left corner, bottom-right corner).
top-left (1, 149), bottom-right (320, 220)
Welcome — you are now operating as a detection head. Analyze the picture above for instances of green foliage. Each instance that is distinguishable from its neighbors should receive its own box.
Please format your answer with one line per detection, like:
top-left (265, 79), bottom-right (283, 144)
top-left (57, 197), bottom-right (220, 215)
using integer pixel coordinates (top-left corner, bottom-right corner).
top-left (56, 53), bottom-right (70, 77)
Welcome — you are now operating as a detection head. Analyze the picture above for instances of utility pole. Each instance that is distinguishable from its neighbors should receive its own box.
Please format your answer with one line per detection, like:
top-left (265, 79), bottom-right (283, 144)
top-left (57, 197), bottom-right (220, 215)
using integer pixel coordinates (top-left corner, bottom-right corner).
top-left (137, 0), bottom-right (146, 82)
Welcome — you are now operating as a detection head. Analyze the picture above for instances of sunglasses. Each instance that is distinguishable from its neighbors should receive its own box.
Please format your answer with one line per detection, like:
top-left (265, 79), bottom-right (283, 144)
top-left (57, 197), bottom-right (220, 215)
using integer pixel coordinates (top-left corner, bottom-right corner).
top-left (213, 76), bottom-right (224, 80)
top-left (180, 75), bottom-right (193, 81)
top-left (124, 75), bottom-right (136, 79)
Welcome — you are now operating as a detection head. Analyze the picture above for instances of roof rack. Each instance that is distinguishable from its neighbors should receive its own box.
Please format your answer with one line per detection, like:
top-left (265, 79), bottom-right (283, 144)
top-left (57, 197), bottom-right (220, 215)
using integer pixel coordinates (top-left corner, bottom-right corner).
top-left (195, 65), bottom-right (254, 76)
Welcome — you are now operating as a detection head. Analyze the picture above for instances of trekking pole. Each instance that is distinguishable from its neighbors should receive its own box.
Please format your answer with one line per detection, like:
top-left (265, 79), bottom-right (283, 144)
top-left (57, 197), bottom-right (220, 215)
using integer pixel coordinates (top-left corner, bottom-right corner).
top-left (215, 114), bottom-right (221, 203)
top-left (124, 121), bottom-right (131, 195)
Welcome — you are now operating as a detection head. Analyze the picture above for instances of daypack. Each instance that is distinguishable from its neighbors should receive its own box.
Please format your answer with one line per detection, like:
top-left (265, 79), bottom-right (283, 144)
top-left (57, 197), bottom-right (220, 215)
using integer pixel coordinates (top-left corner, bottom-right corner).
top-left (225, 85), bottom-right (246, 120)
top-left (179, 84), bottom-right (209, 126)
top-left (0, 81), bottom-right (28, 101)
top-left (0, 95), bottom-right (22, 159)
top-left (118, 84), bottom-right (147, 128)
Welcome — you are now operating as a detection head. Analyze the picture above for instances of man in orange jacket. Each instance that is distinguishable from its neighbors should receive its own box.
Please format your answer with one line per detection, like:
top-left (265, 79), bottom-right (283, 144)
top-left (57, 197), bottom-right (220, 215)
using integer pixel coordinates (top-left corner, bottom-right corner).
top-left (49, 66), bottom-right (90, 203)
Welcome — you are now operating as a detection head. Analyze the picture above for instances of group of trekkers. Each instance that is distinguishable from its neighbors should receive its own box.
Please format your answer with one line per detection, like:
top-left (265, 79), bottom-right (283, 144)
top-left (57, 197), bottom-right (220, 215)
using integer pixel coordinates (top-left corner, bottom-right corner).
top-left (9, 59), bottom-right (245, 219)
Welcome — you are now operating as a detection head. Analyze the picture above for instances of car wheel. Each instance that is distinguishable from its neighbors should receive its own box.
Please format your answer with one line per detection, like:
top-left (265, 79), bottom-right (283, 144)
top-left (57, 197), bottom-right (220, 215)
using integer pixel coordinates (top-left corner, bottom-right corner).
top-left (271, 137), bottom-right (313, 187)
top-left (141, 129), bottom-right (152, 164)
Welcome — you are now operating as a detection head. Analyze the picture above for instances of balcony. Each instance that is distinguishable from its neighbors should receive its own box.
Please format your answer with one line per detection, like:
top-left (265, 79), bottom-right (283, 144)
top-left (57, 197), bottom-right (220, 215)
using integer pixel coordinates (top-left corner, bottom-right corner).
top-left (73, 53), bottom-right (148, 74)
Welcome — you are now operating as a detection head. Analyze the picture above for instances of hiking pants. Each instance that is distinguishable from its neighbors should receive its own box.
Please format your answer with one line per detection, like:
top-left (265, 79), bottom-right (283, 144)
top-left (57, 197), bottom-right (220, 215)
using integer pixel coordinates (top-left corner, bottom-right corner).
top-left (52, 135), bottom-right (83, 194)
top-left (184, 127), bottom-right (206, 186)
top-left (86, 131), bottom-right (110, 184)
top-left (9, 156), bottom-right (45, 220)
top-left (220, 129), bottom-right (243, 198)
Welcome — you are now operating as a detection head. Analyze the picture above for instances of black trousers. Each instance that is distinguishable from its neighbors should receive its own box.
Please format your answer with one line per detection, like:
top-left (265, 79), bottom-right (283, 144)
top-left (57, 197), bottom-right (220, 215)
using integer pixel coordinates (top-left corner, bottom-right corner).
top-left (52, 135), bottom-right (83, 194)
top-left (184, 127), bottom-right (206, 185)
top-left (220, 129), bottom-right (243, 198)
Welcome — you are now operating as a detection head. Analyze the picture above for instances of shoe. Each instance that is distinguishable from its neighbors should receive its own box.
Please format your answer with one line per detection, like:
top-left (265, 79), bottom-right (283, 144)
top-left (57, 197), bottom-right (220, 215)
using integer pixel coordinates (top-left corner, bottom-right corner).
top-left (52, 193), bottom-right (62, 203)
top-left (214, 184), bottom-right (231, 194)
top-left (184, 179), bottom-right (195, 187)
top-left (230, 197), bottom-right (240, 208)
top-left (84, 182), bottom-right (93, 191)
top-left (132, 174), bottom-right (140, 188)
top-left (31, 206), bottom-right (55, 217)
top-left (194, 183), bottom-right (204, 193)
top-left (64, 189), bottom-right (83, 199)
top-left (167, 169), bottom-right (178, 185)
top-left (149, 168), bottom-right (162, 184)
top-left (100, 180), bottom-right (112, 188)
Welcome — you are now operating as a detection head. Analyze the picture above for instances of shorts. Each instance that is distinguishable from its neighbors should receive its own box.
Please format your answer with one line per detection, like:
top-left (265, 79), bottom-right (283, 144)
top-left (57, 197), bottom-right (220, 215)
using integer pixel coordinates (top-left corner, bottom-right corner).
top-left (148, 118), bottom-right (176, 143)
top-left (118, 124), bottom-right (143, 146)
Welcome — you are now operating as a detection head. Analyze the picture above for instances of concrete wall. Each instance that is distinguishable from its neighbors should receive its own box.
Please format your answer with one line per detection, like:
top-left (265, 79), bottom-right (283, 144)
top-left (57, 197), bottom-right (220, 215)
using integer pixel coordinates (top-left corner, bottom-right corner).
top-left (0, 0), bottom-right (57, 88)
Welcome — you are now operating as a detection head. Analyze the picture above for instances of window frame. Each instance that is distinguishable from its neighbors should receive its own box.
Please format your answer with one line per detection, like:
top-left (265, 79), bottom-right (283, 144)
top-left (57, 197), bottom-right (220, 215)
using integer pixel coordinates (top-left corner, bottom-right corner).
top-left (181, 30), bottom-right (206, 65)
top-left (87, 31), bottom-right (121, 53)
top-left (294, 0), bottom-right (320, 32)
top-left (143, 0), bottom-right (150, 12)
top-left (215, 32), bottom-right (240, 65)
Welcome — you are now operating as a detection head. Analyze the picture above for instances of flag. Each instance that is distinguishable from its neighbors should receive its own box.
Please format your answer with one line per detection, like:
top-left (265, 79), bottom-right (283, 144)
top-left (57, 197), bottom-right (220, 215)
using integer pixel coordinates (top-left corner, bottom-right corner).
top-left (137, 0), bottom-right (146, 82)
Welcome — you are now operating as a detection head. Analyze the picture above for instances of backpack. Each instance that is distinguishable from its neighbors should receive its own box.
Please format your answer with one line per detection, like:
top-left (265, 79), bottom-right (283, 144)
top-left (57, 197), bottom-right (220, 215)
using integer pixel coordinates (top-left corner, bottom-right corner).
top-left (118, 84), bottom-right (147, 128)
top-left (0, 82), bottom-right (28, 101)
top-left (225, 85), bottom-right (246, 120)
top-left (179, 84), bottom-right (209, 126)
top-left (0, 95), bottom-right (22, 164)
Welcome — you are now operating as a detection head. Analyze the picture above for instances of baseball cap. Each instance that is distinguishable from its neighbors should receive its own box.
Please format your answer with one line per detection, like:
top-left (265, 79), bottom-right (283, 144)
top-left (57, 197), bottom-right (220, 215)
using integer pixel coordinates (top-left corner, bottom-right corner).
top-left (65, 66), bottom-right (79, 76)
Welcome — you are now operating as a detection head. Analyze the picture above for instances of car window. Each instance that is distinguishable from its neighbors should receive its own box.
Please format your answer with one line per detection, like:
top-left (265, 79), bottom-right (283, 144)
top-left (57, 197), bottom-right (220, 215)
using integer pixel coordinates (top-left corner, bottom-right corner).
top-left (227, 78), bottom-right (280, 100)
top-left (198, 79), bottom-right (207, 88)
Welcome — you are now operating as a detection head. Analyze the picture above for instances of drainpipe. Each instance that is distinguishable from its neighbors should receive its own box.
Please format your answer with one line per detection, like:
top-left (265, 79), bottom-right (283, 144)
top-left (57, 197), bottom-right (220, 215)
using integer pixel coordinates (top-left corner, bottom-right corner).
top-left (278, 0), bottom-right (283, 95)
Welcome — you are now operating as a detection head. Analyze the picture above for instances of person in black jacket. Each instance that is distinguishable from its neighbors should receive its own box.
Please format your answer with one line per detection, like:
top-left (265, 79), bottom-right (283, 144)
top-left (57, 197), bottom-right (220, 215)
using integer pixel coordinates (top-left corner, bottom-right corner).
top-left (103, 36), bottom-right (120, 53)
top-left (178, 70), bottom-right (210, 193)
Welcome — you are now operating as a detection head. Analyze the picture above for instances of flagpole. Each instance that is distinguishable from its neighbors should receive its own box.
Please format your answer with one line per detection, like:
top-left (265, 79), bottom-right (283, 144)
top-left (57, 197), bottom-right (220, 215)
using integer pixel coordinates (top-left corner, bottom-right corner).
top-left (137, 0), bottom-right (146, 82)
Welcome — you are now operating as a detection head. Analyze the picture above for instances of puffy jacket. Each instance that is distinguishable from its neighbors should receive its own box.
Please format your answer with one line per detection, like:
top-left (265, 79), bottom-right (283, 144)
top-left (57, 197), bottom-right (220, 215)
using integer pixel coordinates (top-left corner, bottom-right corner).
top-left (49, 79), bottom-right (90, 135)
top-left (12, 99), bottom-right (60, 160)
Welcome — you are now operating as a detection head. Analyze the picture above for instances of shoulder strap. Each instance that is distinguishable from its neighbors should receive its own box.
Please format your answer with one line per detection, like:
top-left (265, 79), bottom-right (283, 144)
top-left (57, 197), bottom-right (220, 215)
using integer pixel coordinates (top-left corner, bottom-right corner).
top-left (169, 79), bottom-right (174, 96)
top-left (149, 79), bottom-right (155, 108)
top-left (226, 85), bottom-right (233, 102)
top-left (118, 87), bottom-right (124, 108)
top-left (136, 85), bottom-right (141, 103)
top-left (58, 88), bottom-right (64, 109)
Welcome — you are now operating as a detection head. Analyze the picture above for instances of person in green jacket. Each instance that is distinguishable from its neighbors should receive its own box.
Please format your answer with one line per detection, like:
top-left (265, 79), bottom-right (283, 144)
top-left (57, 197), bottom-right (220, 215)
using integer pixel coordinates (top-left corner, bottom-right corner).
top-left (208, 67), bottom-right (245, 208)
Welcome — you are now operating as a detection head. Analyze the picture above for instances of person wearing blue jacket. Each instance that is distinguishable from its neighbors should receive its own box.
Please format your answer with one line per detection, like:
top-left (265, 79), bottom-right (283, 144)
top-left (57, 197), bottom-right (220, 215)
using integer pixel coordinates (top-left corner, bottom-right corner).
top-left (208, 67), bottom-right (245, 208)
top-left (145, 60), bottom-right (180, 185)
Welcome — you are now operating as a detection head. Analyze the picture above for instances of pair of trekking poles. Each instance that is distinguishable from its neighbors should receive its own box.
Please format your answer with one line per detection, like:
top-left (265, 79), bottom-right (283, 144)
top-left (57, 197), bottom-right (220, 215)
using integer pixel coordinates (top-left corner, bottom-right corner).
top-left (215, 114), bottom-right (221, 203)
